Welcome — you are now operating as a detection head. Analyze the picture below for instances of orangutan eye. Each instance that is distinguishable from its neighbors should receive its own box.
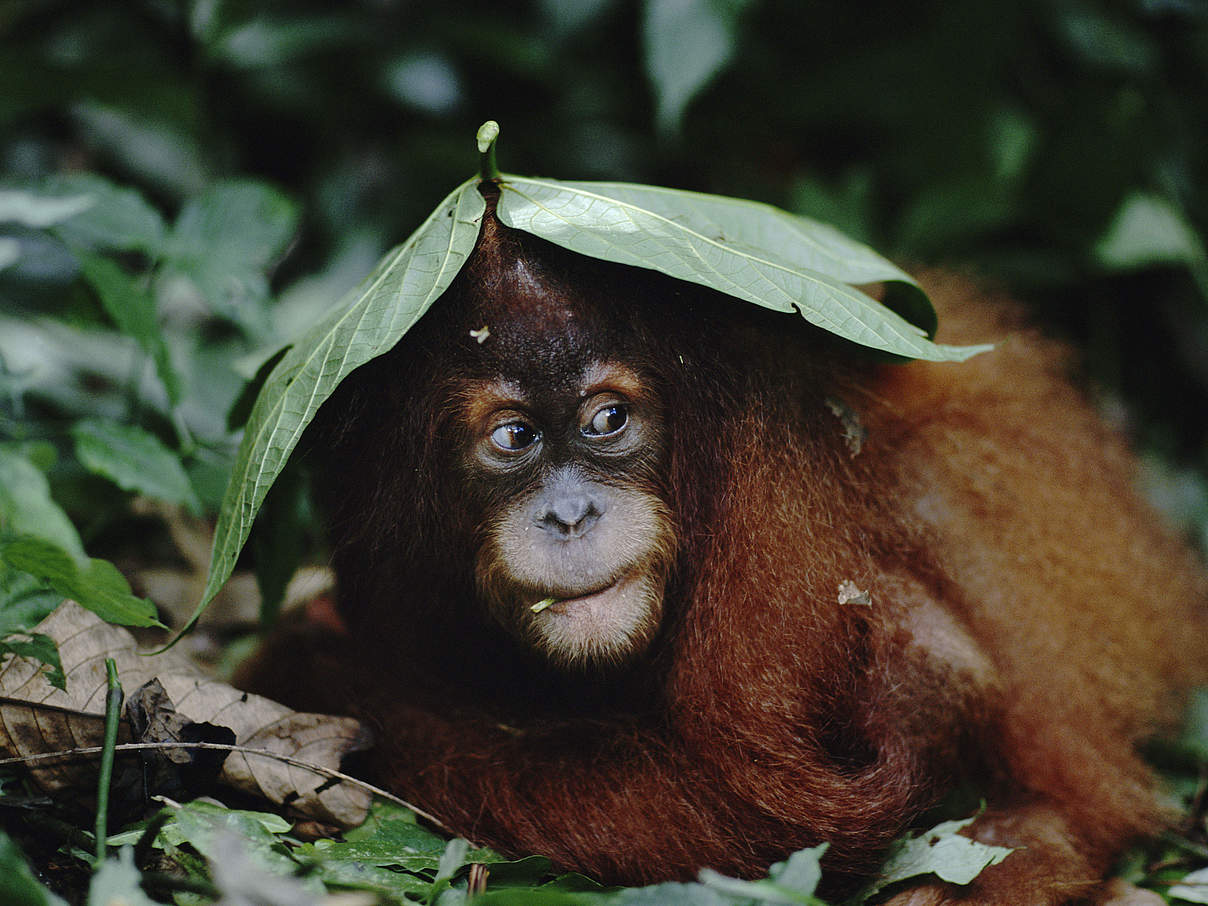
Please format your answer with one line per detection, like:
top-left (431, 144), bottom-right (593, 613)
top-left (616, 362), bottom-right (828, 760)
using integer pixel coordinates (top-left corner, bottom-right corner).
top-left (491, 421), bottom-right (539, 451)
top-left (584, 404), bottom-right (628, 437)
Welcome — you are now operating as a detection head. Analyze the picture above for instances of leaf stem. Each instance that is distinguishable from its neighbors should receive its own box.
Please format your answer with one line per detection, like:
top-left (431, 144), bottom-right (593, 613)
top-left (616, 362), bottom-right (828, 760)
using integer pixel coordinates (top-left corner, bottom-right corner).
top-left (94, 657), bottom-right (123, 864)
top-left (477, 121), bottom-right (501, 181)
top-left (134, 810), bottom-right (173, 867)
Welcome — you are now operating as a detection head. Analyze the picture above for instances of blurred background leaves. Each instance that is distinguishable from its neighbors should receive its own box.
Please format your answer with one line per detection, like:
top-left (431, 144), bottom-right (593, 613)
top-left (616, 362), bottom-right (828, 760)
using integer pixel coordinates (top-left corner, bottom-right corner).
top-left (1, 0), bottom-right (1206, 629)
top-left (0, 1), bottom-right (1206, 900)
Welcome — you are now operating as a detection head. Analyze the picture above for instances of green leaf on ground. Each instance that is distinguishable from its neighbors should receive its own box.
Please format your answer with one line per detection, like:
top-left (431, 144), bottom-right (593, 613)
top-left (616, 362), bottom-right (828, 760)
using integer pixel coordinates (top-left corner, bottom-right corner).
top-left (87, 848), bottom-right (158, 906)
top-left (697, 844), bottom-right (826, 904)
top-left (167, 802), bottom-right (312, 886)
top-left (306, 824), bottom-right (501, 875)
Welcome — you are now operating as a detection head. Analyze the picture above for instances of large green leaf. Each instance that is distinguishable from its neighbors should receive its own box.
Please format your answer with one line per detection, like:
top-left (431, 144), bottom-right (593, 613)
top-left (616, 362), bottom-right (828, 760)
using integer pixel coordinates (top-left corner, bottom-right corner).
top-left (194, 143), bottom-right (990, 632)
top-left (183, 178), bottom-right (485, 638)
top-left (497, 176), bottom-right (987, 362)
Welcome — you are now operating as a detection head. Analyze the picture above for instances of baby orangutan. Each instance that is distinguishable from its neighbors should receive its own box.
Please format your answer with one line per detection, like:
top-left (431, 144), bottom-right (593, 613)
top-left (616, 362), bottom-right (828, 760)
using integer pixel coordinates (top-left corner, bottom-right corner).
top-left (241, 199), bottom-right (1208, 905)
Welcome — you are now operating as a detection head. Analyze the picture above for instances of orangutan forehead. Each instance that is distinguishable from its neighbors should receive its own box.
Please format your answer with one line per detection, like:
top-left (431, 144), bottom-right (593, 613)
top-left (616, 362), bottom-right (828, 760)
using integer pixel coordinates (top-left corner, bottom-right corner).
top-left (455, 362), bottom-right (649, 424)
top-left (492, 257), bottom-right (606, 334)
top-left (452, 259), bottom-right (638, 382)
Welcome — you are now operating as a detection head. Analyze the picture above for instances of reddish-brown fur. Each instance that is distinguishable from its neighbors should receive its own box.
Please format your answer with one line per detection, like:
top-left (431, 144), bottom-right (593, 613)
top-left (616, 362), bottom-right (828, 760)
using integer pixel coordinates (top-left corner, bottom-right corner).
top-left (241, 208), bottom-right (1208, 904)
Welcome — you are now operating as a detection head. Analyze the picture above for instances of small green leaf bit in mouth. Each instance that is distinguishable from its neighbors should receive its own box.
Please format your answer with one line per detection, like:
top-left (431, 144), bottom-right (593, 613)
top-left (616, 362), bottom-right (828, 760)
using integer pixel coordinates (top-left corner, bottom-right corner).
top-left (531, 597), bottom-right (557, 613)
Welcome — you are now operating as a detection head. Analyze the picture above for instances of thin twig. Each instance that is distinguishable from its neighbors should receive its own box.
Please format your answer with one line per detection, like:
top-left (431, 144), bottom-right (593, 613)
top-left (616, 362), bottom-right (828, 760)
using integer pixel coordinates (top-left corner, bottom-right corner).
top-left (0, 740), bottom-right (452, 833)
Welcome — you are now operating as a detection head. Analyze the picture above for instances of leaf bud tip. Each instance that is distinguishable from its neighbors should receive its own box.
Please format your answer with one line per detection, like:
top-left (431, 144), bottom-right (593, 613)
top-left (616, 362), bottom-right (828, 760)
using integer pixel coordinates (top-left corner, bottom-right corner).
top-left (477, 121), bottom-right (501, 180)
top-left (476, 120), bottom-right (500, 153)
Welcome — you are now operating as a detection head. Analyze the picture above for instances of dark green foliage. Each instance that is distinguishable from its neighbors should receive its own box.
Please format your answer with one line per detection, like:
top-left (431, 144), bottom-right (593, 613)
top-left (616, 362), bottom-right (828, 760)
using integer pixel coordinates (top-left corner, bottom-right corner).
top-left (0, 0), bottom-right (1205, 901)
top-left (4, 0), bottom-right (1204, 497)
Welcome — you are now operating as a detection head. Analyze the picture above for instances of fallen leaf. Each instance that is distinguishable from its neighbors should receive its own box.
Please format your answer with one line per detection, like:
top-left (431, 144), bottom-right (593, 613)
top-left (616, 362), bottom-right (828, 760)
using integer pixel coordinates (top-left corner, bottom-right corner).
top-left (0, 601), bottom-right (371, 826)
top-left (123, 677), bottom-right (234, 801)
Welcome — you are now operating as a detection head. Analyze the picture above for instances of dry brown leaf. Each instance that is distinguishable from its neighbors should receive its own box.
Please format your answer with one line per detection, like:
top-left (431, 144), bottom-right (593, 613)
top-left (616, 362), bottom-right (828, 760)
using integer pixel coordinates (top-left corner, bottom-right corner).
top-left (0, 600), bottom-right (371, 826)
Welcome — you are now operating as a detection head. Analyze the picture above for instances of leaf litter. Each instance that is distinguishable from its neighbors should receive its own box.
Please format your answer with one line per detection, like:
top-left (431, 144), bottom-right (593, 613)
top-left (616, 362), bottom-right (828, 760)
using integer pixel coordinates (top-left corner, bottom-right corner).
top-left (0, 600), bottom-right (371, 827)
